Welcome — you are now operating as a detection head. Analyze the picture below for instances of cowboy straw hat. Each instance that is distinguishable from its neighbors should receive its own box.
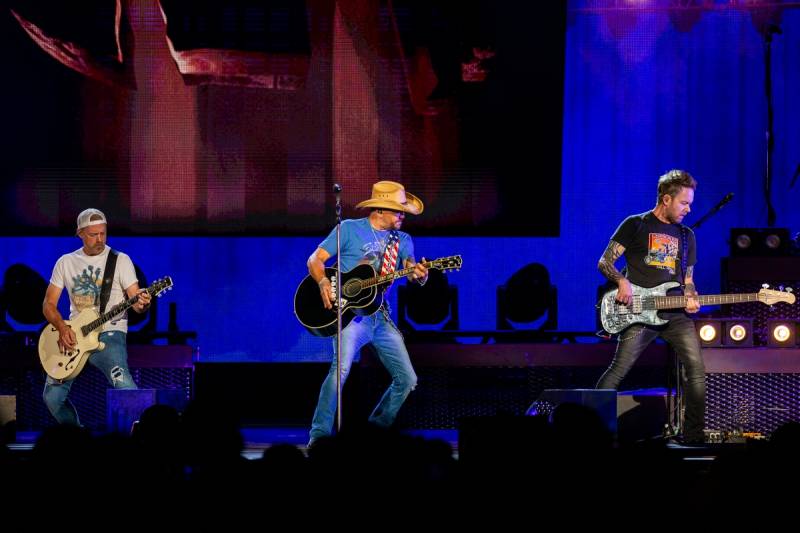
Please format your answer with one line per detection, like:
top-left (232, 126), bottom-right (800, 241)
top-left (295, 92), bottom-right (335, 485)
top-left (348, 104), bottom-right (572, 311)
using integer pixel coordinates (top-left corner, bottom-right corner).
top-left (355, 181), bottom-right (424, 215)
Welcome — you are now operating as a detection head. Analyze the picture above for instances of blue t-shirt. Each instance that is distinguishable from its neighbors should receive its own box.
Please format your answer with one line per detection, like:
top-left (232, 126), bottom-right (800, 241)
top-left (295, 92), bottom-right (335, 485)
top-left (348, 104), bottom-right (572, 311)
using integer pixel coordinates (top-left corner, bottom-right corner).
top-left (319, 218), bottom-right (415, 273)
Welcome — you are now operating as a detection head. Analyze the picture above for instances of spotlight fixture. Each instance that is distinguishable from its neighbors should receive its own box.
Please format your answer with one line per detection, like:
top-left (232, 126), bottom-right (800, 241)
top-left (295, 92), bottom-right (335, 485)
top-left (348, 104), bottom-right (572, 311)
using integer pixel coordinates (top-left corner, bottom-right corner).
top-left (696, 318), bottom-right (755, 347)
top-left (735, 234), bottom-right (751, 251)
top-left (765, 233), bottom-right (782, 250)
top-left (730, 228), bottom-right (790, 257)
top-left (723, 319), bottom-right (753, 347)
top-left (695, 319), bottom-right (722, 347)
top-left (767, 320), bottom-right (797, 347)
top-left (699, 324), bottom-right (718, 342)
top-left (774, 325), bottom-right (791, 342)
top-left (729, 324), bottom-right (747, 341)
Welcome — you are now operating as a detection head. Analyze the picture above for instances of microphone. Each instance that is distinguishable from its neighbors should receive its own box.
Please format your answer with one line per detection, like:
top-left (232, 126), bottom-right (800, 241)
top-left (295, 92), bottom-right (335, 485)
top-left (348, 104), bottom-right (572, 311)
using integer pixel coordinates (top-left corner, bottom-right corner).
top-left (708, 192), bottom-right (734, 214)
top-left (690, 192), bottom-right (734, 229)
top-left (333, 183), bottom-right (343, 221)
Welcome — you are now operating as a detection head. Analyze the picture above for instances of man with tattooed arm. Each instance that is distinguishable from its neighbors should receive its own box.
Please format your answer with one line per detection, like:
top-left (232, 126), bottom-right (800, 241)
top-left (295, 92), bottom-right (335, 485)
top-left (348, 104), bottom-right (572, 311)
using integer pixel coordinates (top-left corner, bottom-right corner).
top-left (595, 170), bottom-right (705, 444)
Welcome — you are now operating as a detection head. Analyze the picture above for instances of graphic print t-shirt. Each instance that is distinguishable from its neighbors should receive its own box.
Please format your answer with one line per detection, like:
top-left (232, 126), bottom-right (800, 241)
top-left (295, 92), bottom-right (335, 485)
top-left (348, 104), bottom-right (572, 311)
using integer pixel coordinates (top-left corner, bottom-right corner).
top-left (611, 211), bottom-right (696, 290)
top-left (319, 218), bottom-right (414, 274)
top-left (49, 246), bottom-right (138, 333)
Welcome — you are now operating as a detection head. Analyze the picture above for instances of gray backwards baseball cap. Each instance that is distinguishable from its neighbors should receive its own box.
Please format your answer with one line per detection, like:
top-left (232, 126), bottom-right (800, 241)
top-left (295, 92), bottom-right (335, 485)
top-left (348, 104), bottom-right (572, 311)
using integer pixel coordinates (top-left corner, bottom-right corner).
top-left (76, 208), bottom-right (108, 231)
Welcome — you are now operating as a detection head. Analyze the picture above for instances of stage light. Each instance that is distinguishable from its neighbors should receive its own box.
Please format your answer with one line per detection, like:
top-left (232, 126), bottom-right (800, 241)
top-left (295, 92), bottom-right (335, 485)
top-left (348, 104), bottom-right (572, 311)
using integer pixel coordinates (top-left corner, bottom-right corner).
top-left (767, 320), bottom-right (797, 347)
top-left (735, 234), bottom-right (751, 250)
top-left (699, 324), bottom-right (718, 342)
top-left (729, 324), bottom-right (746, 341)
top-left (723, 319), bottom-right (753, 347)
top-left (774, 325), bottom-right (791, 342)
top-left (696, 318), bottom-right (755, 347)
top-left (695, 319), bottom-right (722, 347)
top-left (730, 228), bottom-right (790, 257)
top-left (765, 233), bottom-right (782, 250)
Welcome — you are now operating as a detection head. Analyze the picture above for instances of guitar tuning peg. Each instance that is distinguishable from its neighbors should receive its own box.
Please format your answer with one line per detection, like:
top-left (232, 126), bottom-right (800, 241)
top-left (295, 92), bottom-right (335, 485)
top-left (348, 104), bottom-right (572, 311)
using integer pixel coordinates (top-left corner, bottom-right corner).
top-left (762, 283), bottom-right (770, 289)
top-left (787, 287), bottom-right (794, 293)
top-left (779, 285), bottom-right (785, 291)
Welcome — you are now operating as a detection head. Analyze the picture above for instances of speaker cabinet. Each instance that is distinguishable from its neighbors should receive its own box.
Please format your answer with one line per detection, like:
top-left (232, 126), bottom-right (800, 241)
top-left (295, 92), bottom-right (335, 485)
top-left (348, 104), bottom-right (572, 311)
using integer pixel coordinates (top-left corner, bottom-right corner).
top-left (528, 389), bottom-right (618, 435)
top-left (617, 388), bottom-right (668, 442)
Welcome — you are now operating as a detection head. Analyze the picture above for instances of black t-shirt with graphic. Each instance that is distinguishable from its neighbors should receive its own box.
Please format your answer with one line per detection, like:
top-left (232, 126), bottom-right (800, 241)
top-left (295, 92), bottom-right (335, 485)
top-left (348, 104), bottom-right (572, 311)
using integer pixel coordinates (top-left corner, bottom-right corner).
top-left (611, 211), bottom-right (696, 290)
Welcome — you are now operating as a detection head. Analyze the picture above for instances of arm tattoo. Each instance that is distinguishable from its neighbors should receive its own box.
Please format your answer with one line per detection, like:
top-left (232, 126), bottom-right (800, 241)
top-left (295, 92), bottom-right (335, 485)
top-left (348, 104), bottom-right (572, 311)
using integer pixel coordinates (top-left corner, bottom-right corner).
top-left (684, 266), bottom-right (697, 295)
top-left (598, 240), bottom-right (626, 283)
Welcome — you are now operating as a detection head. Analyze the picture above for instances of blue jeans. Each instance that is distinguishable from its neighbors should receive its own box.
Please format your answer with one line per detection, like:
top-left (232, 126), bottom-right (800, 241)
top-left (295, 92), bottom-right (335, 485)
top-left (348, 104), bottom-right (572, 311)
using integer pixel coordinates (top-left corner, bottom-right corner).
top-left (309, 310), bottom-right (418, 440)
top-left (43, 331), bottom-right (137, 425)
top-left (596, 313), bottom-right (706, 439)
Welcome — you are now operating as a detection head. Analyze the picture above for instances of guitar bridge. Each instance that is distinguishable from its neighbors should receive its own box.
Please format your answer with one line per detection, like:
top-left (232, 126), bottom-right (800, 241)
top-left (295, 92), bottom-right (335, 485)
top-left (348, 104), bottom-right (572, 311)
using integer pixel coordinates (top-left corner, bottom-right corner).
top-left (328, 276), bottom-right (349, 308)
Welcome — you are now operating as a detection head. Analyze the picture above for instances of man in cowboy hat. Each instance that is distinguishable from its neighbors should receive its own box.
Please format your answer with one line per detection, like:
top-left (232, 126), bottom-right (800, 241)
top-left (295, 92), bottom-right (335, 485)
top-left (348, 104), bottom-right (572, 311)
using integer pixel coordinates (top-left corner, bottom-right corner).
top-left (306, 181), bottom-right (428, 446)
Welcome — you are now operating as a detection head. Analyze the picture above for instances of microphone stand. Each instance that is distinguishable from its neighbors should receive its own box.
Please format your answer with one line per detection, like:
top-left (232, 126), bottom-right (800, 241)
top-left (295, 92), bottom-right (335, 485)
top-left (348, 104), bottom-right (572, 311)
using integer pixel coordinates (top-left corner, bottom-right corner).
top-left (663, 190), bottom-right (733, 440)
top-left (333, 183), bottom-right (343, 433)
top-left (763, 24), bottom-right (780, 226)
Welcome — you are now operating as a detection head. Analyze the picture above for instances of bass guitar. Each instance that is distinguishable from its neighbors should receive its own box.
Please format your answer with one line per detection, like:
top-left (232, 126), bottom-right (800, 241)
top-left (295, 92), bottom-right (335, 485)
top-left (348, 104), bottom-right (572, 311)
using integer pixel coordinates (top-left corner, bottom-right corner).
top-left (599, 281), bottom-right (794, 334)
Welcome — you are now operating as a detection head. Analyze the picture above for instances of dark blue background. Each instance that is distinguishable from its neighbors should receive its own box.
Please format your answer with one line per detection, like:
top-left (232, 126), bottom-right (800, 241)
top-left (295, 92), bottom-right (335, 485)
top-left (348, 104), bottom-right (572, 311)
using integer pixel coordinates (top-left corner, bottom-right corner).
top-left (2, 4), bottom-right (799, 361)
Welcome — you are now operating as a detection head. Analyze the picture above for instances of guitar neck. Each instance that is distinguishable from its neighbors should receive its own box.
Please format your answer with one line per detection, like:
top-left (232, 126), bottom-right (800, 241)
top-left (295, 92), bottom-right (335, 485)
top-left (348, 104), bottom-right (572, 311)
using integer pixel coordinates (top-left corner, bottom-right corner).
top-left (363, 260), bottom-right (434, 289)
top-left (81, 288), bottom-right (151, 335)
top-left (653, 293), bottom-right (760, 310)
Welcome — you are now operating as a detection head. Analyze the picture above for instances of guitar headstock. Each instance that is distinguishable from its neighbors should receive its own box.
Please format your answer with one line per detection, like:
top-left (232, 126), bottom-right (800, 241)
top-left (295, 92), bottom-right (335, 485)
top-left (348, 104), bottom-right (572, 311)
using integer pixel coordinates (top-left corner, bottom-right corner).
top-left (758, 285), bottom-right (795, 305)
top-left (150, 276), bottom-right (174, 298)
top-left (428, 255), bottom-right (462, 273)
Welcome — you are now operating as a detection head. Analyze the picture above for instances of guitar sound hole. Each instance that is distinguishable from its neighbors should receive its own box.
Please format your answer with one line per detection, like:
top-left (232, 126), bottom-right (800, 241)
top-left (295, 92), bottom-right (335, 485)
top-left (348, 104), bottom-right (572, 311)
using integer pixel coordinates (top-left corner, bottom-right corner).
top-left (343, 282), bottom-right (362, 298)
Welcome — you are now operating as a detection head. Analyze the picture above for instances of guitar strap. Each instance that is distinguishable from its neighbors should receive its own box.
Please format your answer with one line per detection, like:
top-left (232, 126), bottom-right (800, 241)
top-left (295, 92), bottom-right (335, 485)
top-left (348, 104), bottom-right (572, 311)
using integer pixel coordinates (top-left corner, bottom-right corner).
top-left (99, 249), bottom-right (119, 314)
top-left (680, 225), bottom-right (688, 289)
top-left (378, 230), bottom-right (400, 293)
